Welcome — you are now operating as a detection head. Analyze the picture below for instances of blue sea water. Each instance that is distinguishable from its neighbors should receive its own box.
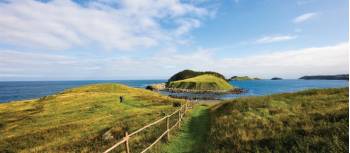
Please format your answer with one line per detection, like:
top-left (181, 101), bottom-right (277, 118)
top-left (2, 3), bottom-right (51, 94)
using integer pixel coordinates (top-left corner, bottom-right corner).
top-left (0, 80), bottom-right (165, 103)
top-left (161, 80), bottom-right (349, 100)
top-left (0, 79), bottom-right (348, 103)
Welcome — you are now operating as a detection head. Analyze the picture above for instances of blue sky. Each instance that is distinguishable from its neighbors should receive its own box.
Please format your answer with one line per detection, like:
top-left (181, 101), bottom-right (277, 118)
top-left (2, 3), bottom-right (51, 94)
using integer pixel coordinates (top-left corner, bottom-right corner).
top-left (0, 0), bottom-right (348, 80)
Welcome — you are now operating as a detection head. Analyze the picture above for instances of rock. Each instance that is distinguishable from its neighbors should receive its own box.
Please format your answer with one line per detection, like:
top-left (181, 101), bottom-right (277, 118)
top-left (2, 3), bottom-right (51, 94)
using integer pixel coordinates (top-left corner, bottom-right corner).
top-left (102, 130), bottom-right (114, 141)
top-left (145, 83), bottom-right (166, 91)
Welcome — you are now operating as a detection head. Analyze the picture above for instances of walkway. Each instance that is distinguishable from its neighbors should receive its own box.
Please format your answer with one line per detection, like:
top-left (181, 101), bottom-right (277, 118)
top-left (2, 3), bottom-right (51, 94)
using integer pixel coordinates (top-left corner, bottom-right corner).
top-left (161, 105), bottom-right (210, 153)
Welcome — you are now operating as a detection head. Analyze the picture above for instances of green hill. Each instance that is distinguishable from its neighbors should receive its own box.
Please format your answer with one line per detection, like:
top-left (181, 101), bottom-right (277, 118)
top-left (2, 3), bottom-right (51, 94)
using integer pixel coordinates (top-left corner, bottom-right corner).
top-left (167, 70), bottom-right (227, 84)
top-left (168, 74), bottom-right (234, 91)
top-left (230, 76), bottom-right (260, 81)
top-left (0, 84), bottom-right (185, 153)
top-left (206, 88), bottom-right (349, 153)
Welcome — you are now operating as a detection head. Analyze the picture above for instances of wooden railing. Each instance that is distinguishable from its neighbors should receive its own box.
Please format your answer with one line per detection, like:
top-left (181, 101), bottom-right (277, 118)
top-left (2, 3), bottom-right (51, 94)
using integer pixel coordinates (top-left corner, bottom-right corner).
top-left (104, 103), bottom-right (190, 153)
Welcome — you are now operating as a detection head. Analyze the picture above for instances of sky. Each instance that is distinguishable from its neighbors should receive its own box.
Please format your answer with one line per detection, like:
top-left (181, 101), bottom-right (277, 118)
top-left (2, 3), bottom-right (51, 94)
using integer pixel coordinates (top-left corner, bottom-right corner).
top-left (0, 0), bottom-right (348, 80)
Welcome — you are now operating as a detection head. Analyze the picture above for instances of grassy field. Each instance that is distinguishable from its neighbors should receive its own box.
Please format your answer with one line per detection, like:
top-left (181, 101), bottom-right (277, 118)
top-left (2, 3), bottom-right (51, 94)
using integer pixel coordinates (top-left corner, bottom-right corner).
top-left (0, 83), bottom-right (186, 153)
top-left (168, 74), bottom-right (234, 91)
top-left (206, 88), bottom-right (349, 153)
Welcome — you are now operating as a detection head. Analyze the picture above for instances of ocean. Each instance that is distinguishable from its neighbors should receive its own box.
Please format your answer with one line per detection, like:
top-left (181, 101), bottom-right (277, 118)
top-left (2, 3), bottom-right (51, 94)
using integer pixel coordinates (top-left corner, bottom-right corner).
top-left (0, 79), bottom-right (348, 103)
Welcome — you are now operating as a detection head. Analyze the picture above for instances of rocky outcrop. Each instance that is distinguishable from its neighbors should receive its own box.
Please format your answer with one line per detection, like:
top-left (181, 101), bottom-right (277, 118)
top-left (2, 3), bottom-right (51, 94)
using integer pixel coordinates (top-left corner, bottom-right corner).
top-left (145, 83), bottom-right (166, 91)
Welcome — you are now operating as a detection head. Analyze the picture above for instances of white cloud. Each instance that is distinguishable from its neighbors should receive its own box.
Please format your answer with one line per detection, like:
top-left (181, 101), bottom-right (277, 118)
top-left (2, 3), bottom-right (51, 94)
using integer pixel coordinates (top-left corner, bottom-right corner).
top-left (293, 12), bottom-right (318, 23)
top-left (256, 35), bottom-right (297, 44)
top-left (0, 0), bottom-right (209, 51)
top-left (0, 43), bottom-right (347, 80)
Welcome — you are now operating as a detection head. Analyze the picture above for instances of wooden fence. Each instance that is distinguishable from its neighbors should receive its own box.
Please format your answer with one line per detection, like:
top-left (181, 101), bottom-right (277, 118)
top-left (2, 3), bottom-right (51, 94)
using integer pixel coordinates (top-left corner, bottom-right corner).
top-left (104, 103), bottom-right (190, 153)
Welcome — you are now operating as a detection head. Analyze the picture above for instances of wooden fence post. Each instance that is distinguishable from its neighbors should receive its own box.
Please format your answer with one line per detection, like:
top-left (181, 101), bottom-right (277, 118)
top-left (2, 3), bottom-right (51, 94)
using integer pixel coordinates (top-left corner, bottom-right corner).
top-left (178, 110), bottom-right (181, 127)
top-left (166, 115), bottom-right (170, 141)
top-left (125, 131), bottom-right (130, 153)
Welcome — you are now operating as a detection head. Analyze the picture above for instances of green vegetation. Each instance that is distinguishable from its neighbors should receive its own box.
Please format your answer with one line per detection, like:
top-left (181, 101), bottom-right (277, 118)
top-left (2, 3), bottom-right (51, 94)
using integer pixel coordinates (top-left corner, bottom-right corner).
top-left (230, 76), bottom-right (260, 81)
top-left (167, 69), bottom-right (227, 84)
top-left (162, 105), bottom-right (210, 153)
top-left (271, 77), bottom-right (283, 80)
top-left (300, 74), bottom-right (349, 80)
top-left (206, 88), bottom-right (349, 153)
top-left (168, 74), bottom-right (234, 91)
top-left (0, 83), bottom-right (186, 153)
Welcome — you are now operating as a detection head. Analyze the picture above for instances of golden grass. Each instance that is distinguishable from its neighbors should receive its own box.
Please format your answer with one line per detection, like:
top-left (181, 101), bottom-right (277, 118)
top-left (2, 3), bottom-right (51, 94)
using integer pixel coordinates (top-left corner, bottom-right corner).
top-left (0, 83), bottom-right (186, 153)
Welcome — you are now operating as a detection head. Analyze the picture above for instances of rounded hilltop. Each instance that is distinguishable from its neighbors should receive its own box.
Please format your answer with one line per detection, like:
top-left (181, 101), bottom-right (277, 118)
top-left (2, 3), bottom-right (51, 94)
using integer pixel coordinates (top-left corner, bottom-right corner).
top-left (167, 69), bottom-right (227, 83)
top-left (147, 69), bottom-right (246, 95)
top-left (167, 74), bottom-right (234, 93)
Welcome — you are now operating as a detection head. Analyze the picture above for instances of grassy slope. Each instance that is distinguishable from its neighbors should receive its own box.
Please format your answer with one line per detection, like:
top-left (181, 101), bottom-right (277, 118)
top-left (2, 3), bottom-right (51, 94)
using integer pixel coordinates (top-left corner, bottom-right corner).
top-left (162, 105), bottom-right (210, 153)
top-left (0, 83), bottom-right (185, 153)
top-left (168, 74), bottom-right (234, 91)
top-left (207, 88), bottom-right (349, 153)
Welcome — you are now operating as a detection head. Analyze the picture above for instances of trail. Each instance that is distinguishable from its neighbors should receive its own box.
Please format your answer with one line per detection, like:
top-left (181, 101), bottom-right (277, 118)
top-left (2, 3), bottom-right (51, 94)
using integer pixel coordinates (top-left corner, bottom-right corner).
top-left (162, 105), bottom-right (210, 153)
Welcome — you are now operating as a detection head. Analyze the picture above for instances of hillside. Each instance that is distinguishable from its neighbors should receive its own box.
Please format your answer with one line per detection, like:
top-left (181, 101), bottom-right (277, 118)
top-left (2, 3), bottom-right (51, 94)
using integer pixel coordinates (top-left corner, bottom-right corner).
top-left (0, 84), bottom-right (185, 153)
top-left (167, 70), bottom-right (227, 84)
top-left (168, 74), bottom-right (234, 91)
top-left (300, 74), bottom-right (349, 80)
top-left (206, 88), bottom-right (349, 153)
top-left (229, 76), bottom-right (260, 81)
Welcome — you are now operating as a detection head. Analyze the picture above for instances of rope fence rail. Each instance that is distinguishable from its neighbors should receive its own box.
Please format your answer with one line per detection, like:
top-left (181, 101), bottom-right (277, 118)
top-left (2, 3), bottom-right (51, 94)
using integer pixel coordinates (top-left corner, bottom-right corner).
top-left (104, 103), bottom-right (190, 153)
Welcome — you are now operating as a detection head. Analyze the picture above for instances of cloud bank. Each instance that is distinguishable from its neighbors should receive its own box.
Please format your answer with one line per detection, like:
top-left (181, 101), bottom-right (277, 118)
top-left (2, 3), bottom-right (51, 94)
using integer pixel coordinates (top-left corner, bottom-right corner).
top-left (0, 43), bottom-right (347, 80)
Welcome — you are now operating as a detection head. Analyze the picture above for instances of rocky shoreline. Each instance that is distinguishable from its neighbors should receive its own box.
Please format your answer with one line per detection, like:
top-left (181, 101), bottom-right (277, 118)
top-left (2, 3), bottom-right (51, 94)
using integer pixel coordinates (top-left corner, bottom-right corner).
top-left (164, 88), bottom-right (247, 94)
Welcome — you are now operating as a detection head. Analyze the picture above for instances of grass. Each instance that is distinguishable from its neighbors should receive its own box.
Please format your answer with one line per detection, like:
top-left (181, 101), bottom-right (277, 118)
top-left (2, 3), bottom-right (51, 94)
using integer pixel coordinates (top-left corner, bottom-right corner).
top-left (0, 83), bottom-right (186, 153)
top-left (161, 105), bottom-right (210, 153)
top-left (206, 88), bottom-right (349, 153)
top-left (168, 74), bottom-right (234, 91)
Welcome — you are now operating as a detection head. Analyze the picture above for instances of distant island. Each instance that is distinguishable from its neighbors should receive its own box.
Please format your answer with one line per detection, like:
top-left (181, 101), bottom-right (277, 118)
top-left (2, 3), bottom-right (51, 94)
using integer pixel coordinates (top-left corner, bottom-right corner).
top-left (271, 77), bottom-right (283, 80)
top-left (299, 74), bottom-right (349, 80)
top-left (229, 76), bottom-right (261, 81)
top-left (147, 70), bottom-right (246, 94)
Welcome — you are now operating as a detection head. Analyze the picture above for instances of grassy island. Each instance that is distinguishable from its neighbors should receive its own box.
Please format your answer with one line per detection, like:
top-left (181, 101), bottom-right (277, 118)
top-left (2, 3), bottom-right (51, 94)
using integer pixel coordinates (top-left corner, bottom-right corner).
top-left (0, 84), bottom-right (185, 153)
top-left (230, 76), bottom-right (260, 81)
top-left (206, 88), bottom-right (349, 153)
top-left (168, 74), bottom-right (234, 91)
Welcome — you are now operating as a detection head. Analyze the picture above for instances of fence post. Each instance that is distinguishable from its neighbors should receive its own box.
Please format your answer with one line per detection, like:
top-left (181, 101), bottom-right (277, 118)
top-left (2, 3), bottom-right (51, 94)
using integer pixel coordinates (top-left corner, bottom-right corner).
top-left (125, 131), bottom-right (130, 153)
top-left (178, 110), bottom-right (181, 127)
top-left (166, 115), bottom-right (170, 141)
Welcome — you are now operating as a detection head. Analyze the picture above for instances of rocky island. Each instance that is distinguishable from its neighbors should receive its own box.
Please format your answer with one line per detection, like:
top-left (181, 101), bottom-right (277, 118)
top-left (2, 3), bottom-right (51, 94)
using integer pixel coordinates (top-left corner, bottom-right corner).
top-left (146, 70), bottom-right (247, 95)
top-left (271, 77), bottom-right (283, 80)
top-left (229, 76), bottom-right (261, 81)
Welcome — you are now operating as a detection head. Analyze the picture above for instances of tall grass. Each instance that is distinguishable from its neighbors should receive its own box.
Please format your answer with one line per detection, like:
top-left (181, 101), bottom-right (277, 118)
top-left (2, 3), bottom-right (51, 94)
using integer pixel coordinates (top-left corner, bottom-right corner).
top-left (207, 88), bottom-right (349, 153)
top-left (0, 83), bottom-right (186, 153)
